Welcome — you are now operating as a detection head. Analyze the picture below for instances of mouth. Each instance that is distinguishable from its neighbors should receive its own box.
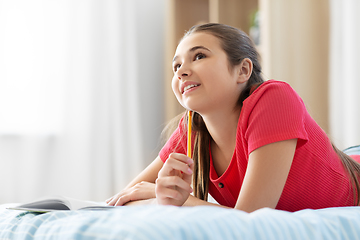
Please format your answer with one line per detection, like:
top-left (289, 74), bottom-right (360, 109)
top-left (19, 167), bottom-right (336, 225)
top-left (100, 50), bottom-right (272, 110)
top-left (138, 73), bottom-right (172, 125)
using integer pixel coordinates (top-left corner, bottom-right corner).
top-left (182, 84), bottom-right (200, 94)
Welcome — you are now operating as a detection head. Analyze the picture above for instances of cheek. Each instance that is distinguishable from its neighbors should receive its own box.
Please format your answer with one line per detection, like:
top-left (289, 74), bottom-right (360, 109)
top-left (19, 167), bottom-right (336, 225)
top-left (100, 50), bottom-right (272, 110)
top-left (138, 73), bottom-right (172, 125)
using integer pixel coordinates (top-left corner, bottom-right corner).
top-left (196, 60), bottom-right (223, 81)
top-left (171, 77), bottom-right (180, 96)
top-left (172, 78), bottom-right (184, 106)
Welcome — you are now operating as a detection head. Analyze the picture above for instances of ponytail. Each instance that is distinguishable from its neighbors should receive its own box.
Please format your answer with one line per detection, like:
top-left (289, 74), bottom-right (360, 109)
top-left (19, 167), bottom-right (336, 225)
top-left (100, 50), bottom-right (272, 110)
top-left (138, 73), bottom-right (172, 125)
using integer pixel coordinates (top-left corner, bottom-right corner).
top-left (190, 111), bottom-right (210, 200)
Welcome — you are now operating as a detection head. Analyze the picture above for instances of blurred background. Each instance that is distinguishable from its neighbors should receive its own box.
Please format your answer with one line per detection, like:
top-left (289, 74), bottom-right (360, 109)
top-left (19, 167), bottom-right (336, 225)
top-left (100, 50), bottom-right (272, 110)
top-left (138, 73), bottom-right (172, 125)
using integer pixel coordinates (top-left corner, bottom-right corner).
top-left (0, 0), bottom-right (359, 204)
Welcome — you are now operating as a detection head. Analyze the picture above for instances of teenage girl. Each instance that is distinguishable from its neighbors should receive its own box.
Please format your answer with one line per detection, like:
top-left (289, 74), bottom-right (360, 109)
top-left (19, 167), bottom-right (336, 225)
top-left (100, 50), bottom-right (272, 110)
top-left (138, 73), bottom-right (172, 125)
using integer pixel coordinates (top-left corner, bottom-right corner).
top-left (106, 23), bottom-right (360, 212)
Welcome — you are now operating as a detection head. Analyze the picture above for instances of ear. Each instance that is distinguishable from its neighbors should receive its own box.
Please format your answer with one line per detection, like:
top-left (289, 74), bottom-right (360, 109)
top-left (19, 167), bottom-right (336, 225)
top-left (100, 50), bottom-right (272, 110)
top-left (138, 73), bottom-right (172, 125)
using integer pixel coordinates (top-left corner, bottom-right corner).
top-left (236, 58), bottom-right (253, 83)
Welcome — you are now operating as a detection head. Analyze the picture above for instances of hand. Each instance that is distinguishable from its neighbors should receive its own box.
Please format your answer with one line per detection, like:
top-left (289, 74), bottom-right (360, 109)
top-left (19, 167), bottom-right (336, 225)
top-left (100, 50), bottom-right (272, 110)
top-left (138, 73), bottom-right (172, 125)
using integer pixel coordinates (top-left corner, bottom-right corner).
top-left (106, 181), bottom-right (156, 206)
top-left (155, 153), bottom-right (194, 206)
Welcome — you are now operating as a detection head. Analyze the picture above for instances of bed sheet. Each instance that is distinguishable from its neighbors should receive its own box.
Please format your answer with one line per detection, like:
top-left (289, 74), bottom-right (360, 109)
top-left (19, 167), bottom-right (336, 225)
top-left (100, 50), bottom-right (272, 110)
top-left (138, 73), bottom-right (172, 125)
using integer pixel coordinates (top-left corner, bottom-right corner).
top-left (1, 204), bottom-right (360, 240)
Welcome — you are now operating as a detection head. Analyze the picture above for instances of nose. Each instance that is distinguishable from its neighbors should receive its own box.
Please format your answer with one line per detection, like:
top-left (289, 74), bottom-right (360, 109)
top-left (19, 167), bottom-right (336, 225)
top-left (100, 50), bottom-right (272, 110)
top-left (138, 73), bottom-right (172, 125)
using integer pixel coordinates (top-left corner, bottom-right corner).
top-left (176, 65), bottom-right (190, 80)
top-left (178, 72), bottom-right (188, 80)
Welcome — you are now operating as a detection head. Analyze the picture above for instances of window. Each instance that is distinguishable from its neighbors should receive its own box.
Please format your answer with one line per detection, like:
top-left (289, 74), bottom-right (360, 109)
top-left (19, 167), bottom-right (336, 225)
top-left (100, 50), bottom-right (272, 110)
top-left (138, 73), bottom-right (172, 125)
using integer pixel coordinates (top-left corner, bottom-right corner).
top-left (0, 1), bottom-right (66, 134)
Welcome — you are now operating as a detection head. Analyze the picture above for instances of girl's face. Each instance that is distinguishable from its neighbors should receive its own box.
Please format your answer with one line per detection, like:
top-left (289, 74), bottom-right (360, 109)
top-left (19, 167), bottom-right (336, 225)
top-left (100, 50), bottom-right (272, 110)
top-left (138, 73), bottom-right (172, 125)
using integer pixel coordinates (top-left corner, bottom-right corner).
top-left (172, 32), bottom-right (247, 115)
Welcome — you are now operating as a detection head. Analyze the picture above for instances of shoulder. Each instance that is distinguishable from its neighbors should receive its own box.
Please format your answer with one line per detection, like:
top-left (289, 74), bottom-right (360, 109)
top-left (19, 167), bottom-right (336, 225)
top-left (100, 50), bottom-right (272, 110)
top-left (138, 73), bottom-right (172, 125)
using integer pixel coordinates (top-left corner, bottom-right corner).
top-left (239, 79), bottom-right (308, 130)
top-left (252, 80), bottom-right (299, 98)
top-left (239, 80), bottom-right (309, 152)
top-left (244, 80), bottom-right (304, 109)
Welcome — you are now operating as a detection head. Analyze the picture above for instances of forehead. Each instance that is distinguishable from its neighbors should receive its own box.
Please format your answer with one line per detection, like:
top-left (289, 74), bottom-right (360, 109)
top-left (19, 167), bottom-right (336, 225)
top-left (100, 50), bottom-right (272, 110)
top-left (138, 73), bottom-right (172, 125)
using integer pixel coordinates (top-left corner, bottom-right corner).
top-left (174, 32), bottom-right (222, 56)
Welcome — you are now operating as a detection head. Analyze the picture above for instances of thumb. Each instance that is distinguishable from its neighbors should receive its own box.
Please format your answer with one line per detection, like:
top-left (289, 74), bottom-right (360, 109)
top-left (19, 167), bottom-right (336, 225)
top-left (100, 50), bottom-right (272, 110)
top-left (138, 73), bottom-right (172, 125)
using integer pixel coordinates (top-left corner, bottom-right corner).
top-left (182, 161), bottom-right (193, 185)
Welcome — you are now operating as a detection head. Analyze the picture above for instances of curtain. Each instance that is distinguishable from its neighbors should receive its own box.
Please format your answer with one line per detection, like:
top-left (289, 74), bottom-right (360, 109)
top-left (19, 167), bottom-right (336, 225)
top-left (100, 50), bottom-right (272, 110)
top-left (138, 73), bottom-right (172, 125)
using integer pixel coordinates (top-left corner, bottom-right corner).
top-left (329, 0), bottom-right (360, 150)
top-left (0, 0), bottom-right (165, 203)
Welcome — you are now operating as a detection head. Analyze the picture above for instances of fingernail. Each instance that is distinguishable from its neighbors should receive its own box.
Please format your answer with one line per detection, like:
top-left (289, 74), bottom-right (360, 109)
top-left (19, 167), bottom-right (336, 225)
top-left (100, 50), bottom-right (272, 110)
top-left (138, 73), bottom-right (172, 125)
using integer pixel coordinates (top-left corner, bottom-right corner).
top-left (187, 168), bottom-right (193, 174)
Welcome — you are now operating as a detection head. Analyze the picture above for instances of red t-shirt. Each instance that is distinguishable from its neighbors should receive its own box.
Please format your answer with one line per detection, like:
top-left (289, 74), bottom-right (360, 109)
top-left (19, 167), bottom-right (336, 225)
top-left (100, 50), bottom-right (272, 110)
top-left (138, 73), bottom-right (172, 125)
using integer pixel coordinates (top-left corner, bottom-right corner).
top-left (159, 80), bottom-right (358, 212)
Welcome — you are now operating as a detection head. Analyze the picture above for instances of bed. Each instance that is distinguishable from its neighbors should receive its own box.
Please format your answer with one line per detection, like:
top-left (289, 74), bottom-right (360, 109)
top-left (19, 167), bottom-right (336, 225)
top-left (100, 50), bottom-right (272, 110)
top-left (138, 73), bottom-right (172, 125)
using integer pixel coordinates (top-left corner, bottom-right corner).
top-left (1, 145), bottom-right (359, 240)
top-left (1, 204), bottom-right (360, 239)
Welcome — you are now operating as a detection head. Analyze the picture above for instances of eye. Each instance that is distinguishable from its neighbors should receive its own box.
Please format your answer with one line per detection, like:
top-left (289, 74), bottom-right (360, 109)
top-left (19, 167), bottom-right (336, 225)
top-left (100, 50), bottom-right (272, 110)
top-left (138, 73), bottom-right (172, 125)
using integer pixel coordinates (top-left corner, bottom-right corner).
top-left (173, 64), bottom-right (181, 72)
top-left (194, 52), bottom-right (206, 61)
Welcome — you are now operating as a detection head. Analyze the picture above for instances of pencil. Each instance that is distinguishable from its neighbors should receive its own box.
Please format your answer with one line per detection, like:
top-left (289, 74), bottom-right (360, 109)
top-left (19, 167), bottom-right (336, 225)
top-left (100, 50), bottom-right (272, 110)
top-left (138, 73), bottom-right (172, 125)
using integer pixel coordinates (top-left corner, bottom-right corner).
top-left (187, 110), bottom-right (192, 158)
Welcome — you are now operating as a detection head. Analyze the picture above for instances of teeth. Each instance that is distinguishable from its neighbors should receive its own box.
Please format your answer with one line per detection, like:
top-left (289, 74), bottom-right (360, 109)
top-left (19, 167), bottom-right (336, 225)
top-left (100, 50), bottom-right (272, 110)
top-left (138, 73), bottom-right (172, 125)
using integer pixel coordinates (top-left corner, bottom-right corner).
top-left (183, 84), bottom-right (198, 92)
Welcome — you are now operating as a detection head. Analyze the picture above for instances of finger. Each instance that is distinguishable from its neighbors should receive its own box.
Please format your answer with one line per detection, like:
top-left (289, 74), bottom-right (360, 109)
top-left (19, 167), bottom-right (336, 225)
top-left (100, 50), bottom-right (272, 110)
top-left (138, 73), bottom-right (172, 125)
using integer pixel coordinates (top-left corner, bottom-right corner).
top-left (159, 158), bottom-right (193, 177)
top-left (107, 195), bottom-right (121, 206)
top-left (156, 176), bottom-right (193, 193)
top-left (182, 169), bottom-right (193, 185)
top-left (156, 187), bottom-right (182, 200)
top-left (169, 153), bottom-right (194, 165)
top-left (114, 195), bottom-right (131, 206)
top-left (107, 193), bottom-right (132, 206)
top-left (182, 159), bottom-right (194, 184)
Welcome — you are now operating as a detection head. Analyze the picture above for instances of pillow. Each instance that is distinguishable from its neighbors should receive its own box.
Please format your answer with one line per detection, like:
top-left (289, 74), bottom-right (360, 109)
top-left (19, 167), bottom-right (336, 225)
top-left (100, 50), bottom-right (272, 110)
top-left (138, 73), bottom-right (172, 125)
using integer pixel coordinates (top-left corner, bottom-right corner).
top-left (343, 145), bottom-right (360, 155)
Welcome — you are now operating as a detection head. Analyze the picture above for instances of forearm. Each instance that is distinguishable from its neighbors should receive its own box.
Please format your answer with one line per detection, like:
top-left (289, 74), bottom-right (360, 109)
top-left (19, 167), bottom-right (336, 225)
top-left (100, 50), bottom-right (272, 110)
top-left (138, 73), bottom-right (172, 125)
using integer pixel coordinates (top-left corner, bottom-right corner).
top-left (123, 195), bottom-right (230, 210)
top-left (124, 156), bottom-right (163, 190)
top-left (123, 198), bottom-right (157, 206)
top-left (183, 195), bottom-right (230, 209)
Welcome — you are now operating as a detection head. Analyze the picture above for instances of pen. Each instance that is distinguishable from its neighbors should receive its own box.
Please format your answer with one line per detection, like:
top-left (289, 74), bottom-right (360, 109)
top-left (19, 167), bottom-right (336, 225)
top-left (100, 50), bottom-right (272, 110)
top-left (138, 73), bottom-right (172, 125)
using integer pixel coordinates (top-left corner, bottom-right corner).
top-left (187, 110), bottom-right (192, 158)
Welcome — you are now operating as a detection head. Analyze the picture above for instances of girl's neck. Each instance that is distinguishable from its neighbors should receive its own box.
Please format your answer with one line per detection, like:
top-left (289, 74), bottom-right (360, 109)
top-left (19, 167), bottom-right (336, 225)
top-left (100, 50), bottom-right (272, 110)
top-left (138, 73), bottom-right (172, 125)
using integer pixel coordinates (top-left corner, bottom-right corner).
top-left (202, 107), bottom-right (240, 157)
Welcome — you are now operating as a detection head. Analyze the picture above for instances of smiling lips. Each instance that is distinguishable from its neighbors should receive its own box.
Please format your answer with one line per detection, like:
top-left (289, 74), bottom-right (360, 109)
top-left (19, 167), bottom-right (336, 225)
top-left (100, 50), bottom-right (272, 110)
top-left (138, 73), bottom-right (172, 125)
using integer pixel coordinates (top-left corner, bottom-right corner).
top-left (181, 83), bottom-right (200, 94)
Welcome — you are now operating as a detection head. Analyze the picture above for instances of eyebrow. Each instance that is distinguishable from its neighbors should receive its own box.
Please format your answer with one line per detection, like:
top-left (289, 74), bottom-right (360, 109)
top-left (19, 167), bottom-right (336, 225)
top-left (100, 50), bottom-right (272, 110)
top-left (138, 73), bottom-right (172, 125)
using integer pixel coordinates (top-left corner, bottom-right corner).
top-left (172, 45), bottom-right (211, 62)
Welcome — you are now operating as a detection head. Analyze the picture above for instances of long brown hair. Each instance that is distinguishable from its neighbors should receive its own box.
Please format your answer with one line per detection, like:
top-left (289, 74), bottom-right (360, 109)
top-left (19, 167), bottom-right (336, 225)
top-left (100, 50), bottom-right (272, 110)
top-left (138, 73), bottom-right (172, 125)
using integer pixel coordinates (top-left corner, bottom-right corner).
top-left (332, 144), bottom-right (360, 205)
top-left (182, 23), bottom-right (264, 200)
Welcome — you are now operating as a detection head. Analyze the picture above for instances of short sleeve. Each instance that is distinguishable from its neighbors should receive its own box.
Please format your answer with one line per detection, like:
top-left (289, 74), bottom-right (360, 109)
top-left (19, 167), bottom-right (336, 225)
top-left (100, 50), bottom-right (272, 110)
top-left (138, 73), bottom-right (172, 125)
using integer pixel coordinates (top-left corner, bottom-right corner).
top-left (241, 81), bottom-right (309, 153)
top-left (159, 116), bottom-right (187, 163)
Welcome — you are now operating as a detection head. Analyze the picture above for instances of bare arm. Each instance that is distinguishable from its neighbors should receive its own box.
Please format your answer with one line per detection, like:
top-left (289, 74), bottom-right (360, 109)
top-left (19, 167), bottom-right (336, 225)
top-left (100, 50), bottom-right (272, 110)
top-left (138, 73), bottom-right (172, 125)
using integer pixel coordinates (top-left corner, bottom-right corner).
top-left (234, 139), bottom-right (297, 212)
top-left (106, 156), bottom-right (164, 206)
top-left (183, 195), bottom-right (229, 208)
top-left (112, 139), bottom-right (296, 211)
top-left (155, 139), bottom-right (297, 213)
top-left (124, 156), bottom-right (163, 189)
